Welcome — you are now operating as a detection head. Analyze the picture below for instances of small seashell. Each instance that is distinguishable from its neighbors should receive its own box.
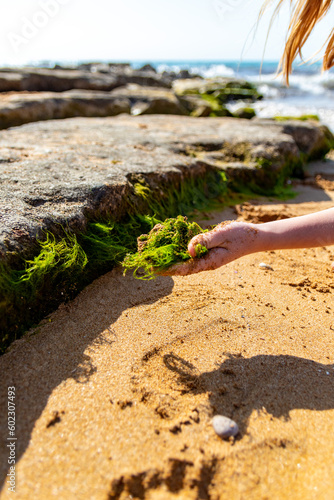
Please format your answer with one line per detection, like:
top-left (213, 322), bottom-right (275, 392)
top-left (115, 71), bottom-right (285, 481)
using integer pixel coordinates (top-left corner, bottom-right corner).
top-left (259, 262), bottom-right (273, 271)
top-left (212, 415), bottom-right (239, 439)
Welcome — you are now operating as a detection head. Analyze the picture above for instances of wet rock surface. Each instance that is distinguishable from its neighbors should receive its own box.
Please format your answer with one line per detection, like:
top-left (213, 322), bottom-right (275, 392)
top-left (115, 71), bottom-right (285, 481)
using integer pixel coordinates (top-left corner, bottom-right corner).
top-left (0, 114), bottom-right (331, 264)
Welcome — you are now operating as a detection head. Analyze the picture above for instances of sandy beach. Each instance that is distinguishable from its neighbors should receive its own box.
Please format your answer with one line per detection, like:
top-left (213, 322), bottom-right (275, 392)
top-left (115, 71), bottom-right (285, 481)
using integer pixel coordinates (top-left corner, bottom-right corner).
top-left (0, 160), bottom-right (334, 500)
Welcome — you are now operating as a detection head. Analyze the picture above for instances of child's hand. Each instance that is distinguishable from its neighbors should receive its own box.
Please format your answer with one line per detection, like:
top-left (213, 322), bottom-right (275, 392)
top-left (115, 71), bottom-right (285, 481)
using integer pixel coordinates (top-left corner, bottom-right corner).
top-left (160, 207), bottom-right (334, 276)
top-left (159, 221), bottom-right (260, 276)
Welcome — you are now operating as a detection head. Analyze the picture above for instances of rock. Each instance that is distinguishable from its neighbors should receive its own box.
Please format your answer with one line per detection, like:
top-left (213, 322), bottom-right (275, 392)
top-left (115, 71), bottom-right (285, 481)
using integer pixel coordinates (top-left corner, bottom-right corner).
top-left (173, 77), bottom-right (261, 102)
top-left (178, 69), bottom-right (201, 80)
top-left (113, 68), bottom-right (171, 89)
top-left (212, 88), bottom-right (260, 104)
top-left (252, 118), bottom-right (334, 161)
top-left (0, 114), bottom-right (332, 350)
top-left (90, 63), bottom-right (113, 74)
top-left (178, 95), bottom-right (213, 117)
top-left (0, 66), bottom-right (171, 93)
top-left (179, 94), bottom-right (233, 118)
top-left (210, 108), bottom-right (234, 117)
top-left (173, 78), bottom-right (260, 119)
top-left (161, 70), bottom-right (202, 82)
top-left (139, 64), bottom-right (156, 73)
top-left (191, 105), bottom-right (212, 118)
top-left (259, 262), bottom-right (274, 270)
top-left (0, 72), bottom-right (25, 92)
top-left (0, 91), bottom-right (131, 129)
top-left (233, 107), bottom-right (256, 119)
top-left (0, 114), bottom-right (331, 264)
top-left (77, 62), bottom-right (131, 72)
top-left (281, 121), bottom-right (334, 160)
top-left (110, 85), bottom-right (188, 116)
top-left (173, 78), bottom-right (209, 95)
top-left (0, 68), bottom-right (120, 92)
top-left (212, 415), bottom-right (239, 439)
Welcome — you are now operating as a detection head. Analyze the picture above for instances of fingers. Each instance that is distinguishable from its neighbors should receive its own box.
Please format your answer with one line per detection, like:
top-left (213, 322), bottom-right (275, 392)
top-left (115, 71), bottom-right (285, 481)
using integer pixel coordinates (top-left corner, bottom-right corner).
top-left (188, 222), bottom-right (233, 257)
top-left (159, 248), bottom-right (228, 276)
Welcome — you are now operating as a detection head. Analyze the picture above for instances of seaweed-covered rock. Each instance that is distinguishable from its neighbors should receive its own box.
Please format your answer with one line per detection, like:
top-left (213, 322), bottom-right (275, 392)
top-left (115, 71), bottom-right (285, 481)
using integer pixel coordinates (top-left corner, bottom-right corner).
top-left (233, 107), bottom-right (256, 119)
top-left (179, 95), bottom-right (213, 117)
top-left (0, 114), bottom-right (333, 349)
top-left (173, 78), bottom-right (262, 102)
top-left (173, 78), bottom-right (260, 118)
top-left (0, 114), bottom-right (332, 266)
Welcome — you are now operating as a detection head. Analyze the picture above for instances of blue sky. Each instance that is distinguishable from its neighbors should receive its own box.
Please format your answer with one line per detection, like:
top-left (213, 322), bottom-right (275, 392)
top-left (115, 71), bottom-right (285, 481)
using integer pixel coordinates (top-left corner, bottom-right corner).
top-left (1, 0), bottom-right (333, 65)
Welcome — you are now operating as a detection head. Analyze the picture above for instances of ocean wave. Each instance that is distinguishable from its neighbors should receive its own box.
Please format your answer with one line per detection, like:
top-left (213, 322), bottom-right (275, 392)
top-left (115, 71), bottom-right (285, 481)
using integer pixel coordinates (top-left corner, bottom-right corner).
top-left (252, 99), bottom-right (334, 131)
top-left (137, 60), bottom-right (334, 130)
top-left (195, 64), bottom-right (235, 78)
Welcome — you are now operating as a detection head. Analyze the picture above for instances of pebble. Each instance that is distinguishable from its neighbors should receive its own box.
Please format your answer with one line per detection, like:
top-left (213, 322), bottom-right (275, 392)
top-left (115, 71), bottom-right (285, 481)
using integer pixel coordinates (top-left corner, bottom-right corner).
top-left (212, 415), bottom-right (239, 439)
top-left (259, 262), bottom-right (274, 270)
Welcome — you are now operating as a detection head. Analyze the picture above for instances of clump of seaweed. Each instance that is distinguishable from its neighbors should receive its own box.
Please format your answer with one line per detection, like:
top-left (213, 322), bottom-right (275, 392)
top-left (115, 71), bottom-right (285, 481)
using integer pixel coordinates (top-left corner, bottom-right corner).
top-left (122, 215), bottom-right (208, 280)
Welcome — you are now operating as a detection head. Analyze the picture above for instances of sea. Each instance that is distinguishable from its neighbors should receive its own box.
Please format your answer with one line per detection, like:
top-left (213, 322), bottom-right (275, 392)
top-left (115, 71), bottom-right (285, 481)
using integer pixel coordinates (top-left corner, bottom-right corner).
top-left (130, 60), bottom-right (334, 131)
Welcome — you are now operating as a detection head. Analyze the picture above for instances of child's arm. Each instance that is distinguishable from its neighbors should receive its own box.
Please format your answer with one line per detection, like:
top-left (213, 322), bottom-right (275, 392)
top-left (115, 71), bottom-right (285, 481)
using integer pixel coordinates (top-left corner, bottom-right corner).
top-left (162, 207), bottom-right (334, 276)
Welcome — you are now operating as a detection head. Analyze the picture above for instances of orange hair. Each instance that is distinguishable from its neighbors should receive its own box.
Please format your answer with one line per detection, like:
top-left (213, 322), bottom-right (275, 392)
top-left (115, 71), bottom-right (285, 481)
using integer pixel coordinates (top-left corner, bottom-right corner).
top-left (262, 0), bottom-right (334, 83)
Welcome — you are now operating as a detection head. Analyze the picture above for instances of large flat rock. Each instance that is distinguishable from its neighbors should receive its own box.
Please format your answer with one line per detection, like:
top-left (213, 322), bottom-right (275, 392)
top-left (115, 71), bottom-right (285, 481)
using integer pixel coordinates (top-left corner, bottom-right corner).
top-left (0, 86), bottom-right (189, 130)
top-left (0, 90), bottom-right (131, 129)
top-left (0, 115), bottom-right (331, 263)
top-left (0, 67), bottom-right (171, 93)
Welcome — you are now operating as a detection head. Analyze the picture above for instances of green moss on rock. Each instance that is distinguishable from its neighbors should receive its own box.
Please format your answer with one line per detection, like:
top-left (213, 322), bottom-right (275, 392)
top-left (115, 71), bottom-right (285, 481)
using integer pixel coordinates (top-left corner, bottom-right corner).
top-left (233, 107), bottom-right (256, 119)
top-left (273, 115), bottom-right (320, 122)
top-left (0, 168), bottom-right (228, 352)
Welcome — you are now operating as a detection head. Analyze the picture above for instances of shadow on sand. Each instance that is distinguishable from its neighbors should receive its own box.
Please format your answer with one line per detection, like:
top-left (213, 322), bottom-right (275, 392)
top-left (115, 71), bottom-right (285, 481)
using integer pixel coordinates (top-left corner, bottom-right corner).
top-left (163, 351), bottom-right (334, 434)
top-left (0, 268), bottom-right (174, 490)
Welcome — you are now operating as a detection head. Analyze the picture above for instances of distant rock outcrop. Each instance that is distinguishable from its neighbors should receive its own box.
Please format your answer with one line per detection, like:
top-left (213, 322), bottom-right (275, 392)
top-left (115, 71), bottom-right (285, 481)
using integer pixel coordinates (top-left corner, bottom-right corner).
top-left (0, 66), bottom-right (171, 93)
top-left (0, 90), bottom-right (131, 129)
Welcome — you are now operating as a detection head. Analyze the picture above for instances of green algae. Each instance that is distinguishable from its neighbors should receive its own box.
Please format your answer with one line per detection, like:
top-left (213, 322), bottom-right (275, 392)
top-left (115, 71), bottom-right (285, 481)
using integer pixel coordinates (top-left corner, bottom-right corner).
top-left (122, 216), bottom-right (208, 280)
top-left (0, 231), bottom-right (89, 350)
top-left (20, 232), bottom-right (88, 291)
top-left (0, 168), bottom-right (228, 352)
top-left (233, 107), bottom-right (256, 120)
top-left (273, 114), bottom-right (320, 122)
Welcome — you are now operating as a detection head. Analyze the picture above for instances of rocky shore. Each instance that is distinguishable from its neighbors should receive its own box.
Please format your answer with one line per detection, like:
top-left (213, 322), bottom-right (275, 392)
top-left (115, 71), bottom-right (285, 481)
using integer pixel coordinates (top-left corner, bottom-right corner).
top-left (0, 168), bottom-right (333, 499)
top-left (0, 63), bottom-right (333, 351)
top-left (0, 64), bottom-right (334, 499)
top-left (0, 63), bottom-right (262, 129)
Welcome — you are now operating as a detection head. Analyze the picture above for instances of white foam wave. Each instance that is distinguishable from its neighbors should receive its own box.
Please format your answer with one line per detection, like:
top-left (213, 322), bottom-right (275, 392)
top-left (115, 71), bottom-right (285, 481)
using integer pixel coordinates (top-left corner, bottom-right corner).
top-left (196, 64), bottom-right (235, 78)
top-left (156, 63), bottom-right (235, 78)
top-left (252, 99), bottom-right (334, 131)
top-left (154, 61), bottom-right (334, 130)
top-left (248, 71), bottom-right (334, 98)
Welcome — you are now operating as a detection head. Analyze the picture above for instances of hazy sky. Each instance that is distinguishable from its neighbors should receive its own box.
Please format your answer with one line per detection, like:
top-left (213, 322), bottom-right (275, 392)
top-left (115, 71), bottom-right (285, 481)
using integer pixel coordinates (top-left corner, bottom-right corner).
top-left (1, 0), bottom-right (333, 65)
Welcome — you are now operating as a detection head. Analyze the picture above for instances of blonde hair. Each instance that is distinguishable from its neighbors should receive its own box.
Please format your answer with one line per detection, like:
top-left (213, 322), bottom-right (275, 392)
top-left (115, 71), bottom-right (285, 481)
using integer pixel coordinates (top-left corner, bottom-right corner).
top-left (262, 0), bottom-right (334, 82)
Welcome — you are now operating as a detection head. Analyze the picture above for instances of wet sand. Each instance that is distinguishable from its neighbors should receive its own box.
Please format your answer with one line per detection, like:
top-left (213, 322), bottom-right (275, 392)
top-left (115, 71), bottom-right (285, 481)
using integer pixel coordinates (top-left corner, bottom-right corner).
top-left (0, 160), bottom-right (334, 500)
